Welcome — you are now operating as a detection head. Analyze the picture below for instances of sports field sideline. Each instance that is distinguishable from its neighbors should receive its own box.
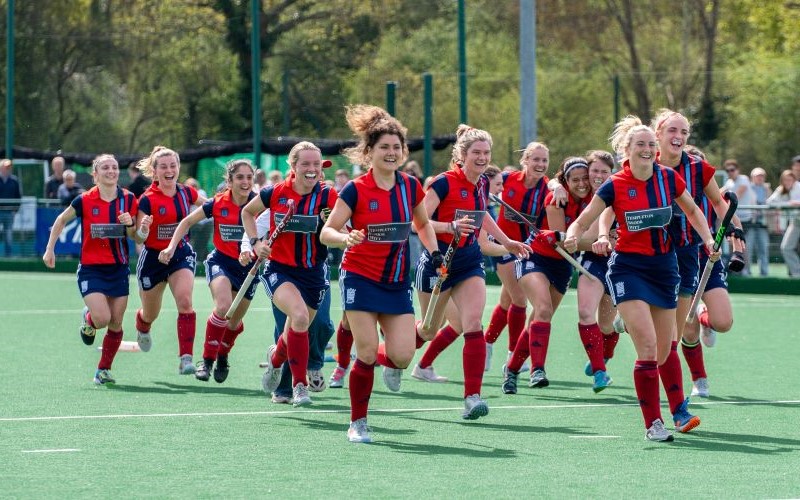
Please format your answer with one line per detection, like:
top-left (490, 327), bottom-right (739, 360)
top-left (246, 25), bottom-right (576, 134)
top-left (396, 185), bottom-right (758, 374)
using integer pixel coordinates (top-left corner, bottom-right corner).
top-left (1, 271), bottom-right (799, 498)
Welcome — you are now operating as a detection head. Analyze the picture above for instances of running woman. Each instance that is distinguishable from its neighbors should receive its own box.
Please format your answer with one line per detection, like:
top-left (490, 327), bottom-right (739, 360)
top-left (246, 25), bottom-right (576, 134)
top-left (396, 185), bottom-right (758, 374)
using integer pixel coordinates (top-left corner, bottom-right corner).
top-left (246, 141), bottom-right (337, 407)
top-left (43, 154), bottom-right (139, 385)
top-left (320, 105), bottom-right (440, 443)
top-left (565, 116), bottom-right (718, 442)
top-left (159, 159), bottom-right (257, 383)
top-left (134, 146), bottom-right (206, 374)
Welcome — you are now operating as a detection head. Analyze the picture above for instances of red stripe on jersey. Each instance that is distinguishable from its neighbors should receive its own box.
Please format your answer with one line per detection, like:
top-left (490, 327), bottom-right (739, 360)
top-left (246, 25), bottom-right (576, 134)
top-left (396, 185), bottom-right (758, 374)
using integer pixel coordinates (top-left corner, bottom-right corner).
top-left (203, 189), bottom-right (256, 260)
top-left (496, 171), bottom-right (549, 242)
top-left (429, 166), bottom-right (488, 248)
top-left (138, 182), bottom-right (198, 251)
top-left (72, 186), bottom-right (139, 265)
top-left (530, 190), bottom-right (589, 258)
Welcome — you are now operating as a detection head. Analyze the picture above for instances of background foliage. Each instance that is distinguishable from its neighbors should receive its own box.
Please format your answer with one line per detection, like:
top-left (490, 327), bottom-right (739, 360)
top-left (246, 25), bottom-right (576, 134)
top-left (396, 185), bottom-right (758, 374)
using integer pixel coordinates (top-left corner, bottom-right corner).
top-left (0, 0), bottom-right (798, 177)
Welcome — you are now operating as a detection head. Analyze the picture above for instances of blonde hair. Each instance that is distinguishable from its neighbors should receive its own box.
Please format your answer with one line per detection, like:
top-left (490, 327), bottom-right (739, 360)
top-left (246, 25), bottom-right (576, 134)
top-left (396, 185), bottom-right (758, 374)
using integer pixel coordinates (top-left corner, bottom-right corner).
top-left (451, 124), bottom-right (493, 168)
top-left (519, 141), bottom-right (549, 165)
top-left (343, 105), bottom-right (408, 167)
top-left (610, 115), bottom-right (652, 158)
top-left (136, 146), bottom-right (179, 180)
top-left (287, 141), bottom-right (322, 170)
top-left (651, 108), bottom-right (690, 135)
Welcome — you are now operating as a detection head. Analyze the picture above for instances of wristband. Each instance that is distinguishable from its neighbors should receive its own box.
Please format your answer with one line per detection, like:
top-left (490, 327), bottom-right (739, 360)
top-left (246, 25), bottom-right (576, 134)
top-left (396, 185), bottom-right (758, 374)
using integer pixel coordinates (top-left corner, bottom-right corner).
top-left (451, 221), bottom-right (458, 234)
top-left (125, 222), bottom-right (135, 228)
top-left (136, 228), bottom-right (148, 240)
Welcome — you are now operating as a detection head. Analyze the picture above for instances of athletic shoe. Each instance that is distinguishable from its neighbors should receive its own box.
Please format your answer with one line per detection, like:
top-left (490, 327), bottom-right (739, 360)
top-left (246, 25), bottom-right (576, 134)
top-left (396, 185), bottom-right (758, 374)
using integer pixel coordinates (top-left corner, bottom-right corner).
top-left (584, 358), bottom-right (610, 377)
top-left (93, 369), bottom-right (115, 385)
top-left (697, 304), bottom-right (717, 348)
top-left (592, 370), bottom-right (613, 393)
top-left (503, 353), bottom-right (530, 375)
top-left (136, 330), bottom-right (152, 352)
top-left (691, 377), bottom-right (710, 398)
top-left (502, 369), bottom-right (518, 394)
top-left (179, 354), bottom-right (196, 375)
top-left (645, 418), bottom-right (674, 442)
top-left (195, 359), bottom-right (212, 382)
top-left (329, 365), bottom-right (348, 389)
top-left (484, 343), bottom-right (493, 372)
top-left (79, 306), bottom-right (96, 346)
top-left (462, 394), bottom-right (489, 420)
top-left (382, 366), bottom-right (403, 392)
top-left (292, 383), bottom-right (312, 407)
top-left (308, 369), bottom-right (326, 392)
top-left (411, 364), bottom-right (448, 383)
top-left (271, 393), bottom-right (292, 404)
top-left (261, 345), bottom-right (282, 394)
top-left (529, 369), bottom-right (549, 388)
top-left (347, 417), bottom-right (372, 443)
top-left (673, 398), bottom-right (701, 433)
top-left (613, 313), bottom-right (627, 335)
top-left (213, 355), bottom-right (229, 383)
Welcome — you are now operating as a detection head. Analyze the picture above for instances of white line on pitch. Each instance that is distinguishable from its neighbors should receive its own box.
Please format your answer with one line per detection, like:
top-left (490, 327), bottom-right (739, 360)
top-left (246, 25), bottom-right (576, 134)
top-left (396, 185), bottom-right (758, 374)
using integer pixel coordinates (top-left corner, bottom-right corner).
top-left (21, 449), bottom-right (80, 453)
top-left (1, 399), bottom-right (798, 423)
top-left (569, 435), bottom-right (620, 439)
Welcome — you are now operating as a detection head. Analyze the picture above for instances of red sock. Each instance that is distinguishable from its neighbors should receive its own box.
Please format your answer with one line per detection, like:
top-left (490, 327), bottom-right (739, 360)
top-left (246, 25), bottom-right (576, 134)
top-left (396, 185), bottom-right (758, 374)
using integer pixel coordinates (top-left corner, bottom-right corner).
top-left (484, 305), bottom-right (508, 344)
top-left (415, 332), bottom-right (427, 349)
top-left (507, 304), bottom-right (527, 352)
top-left (529, 321), bottom-right (552, 371)
top-left (85, 310), bottom-right (97, 329)
top-left (202, 312), bottom-right (228, 360)
top-left (603, 332), bottom-right (620, 360)
top-left (376, 342), bottom-right (399, 369)
top-left (218, 321), bottom-right (244, 356)
top-left (336, 322), bottom-right (354, 369)
top-left (634, 360), bottom-right (662, 428)
top-left (287, 328), bottom-right (310, 386)
top-left (506, 328), bottom-right (530, 373)
top-left (659, 341), bottom-right (686, 414)
top-left (177, 311), bottom-right (196, 356)
top-left (98, 329), bottom-right (123, 370)
top-left (271, 334), bottom-right (288, 367)
top-left (462, 330), bottom-right (486, 397)
top-left (349, 359), bottom-right (375, 422)
top-left (681, 339), bottom-right (707, 380)
top-left (579, 323), bottom-right (606, 373)
top-left (698, 308), bottom-right (712, 329)
top-left (419, 325), bottom-right (459, 368)
top-left (135, 309), bottom-right (151, 333)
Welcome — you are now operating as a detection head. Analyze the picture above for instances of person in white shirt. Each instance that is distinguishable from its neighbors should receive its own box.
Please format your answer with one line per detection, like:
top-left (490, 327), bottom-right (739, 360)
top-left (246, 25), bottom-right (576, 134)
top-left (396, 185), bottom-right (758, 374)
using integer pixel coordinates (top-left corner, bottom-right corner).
top-left (767, 170), bottom-right (800, 277)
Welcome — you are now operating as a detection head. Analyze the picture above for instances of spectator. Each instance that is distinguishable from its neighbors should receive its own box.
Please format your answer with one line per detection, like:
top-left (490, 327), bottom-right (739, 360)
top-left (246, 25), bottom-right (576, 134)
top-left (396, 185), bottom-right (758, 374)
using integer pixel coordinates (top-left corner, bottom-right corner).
top-left (45, 156), bottom-right (65, 199)
top-left (0, 159), bottom-right (22, 256)
top-left (401, 160), bottom-right (423, 181)
top-left (126, 162), bottom-right (152, 198)
top-left (183, 177), bottom-right (212, 263)
top-left (748, 167), bottom-right (771, 276)
top-left (333, 168), bottom-right (350, 192)
top-left (267, 170), bottom-right (283, 186)
top-left (722, 159), bottom-right (755, 274)
top-left (253, 169), bottom-right (267, 192)
top-left (767, 169), bottom-right (800, 278)
top-left (792, 155), bottom-right (800, 180)
top-left (57, 169), bottom-right (84, 206)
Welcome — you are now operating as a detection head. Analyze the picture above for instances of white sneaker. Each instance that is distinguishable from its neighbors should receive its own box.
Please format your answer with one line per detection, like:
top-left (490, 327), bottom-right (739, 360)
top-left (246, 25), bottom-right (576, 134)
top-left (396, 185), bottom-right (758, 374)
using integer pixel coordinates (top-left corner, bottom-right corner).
top-left (329, 365), bottom-right (348, 389)
top-left (411, 363), bottom-right (448, 383)
top-left (645, 418), bottom-right (674, 442)
top-left (462, 394), bottom-right (489, 420)
top-left (261, 345), bottom-right (282, 394)
top-left (691, 377), bottom-right (710, 398)
top-left (292, 383), bottom-right (312, 407)
top-left (136, 330), bottom-right (152, 352)
top-left (382, 366), bottom-right (403, 392)
top-left (178, 354), bottom-right (196, 375)
top-left (347, 417), bottom-right (372, 443)
top-left (308, 369), bottom-right (326, 392)
top-left (271, 393), bottom-right (292, 404)
top-left (613, 313), bottom-right (627, 335)
top-left (697, 304), bottom-right (717, 348)
top-left (484, 343), bottom-right (493, 372)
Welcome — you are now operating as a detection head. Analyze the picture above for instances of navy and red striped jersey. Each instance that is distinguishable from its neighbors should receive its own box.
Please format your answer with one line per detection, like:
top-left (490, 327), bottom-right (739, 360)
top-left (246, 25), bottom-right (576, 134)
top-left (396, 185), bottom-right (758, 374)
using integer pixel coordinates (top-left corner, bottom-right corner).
top-left (71, 186), bottom-right (138, 266)
top-left (595, 161), bottom-right (687, 256)
top-left (138, 182), bottom-right (198, 251)
top-left (496, 171), bottom-right (549, 242)
top-left (429, 166), bottom-right (489, 248)
top-left (202, 189), bottom-right (257, 260)
top-left (339, 169), bottom-right (424, 284)
top-left (662, 152), bottom-right (716, 246)
top-left (530, 190), bottom-right (589, 259)
top-left (258, 173), bottom-right (337, 269)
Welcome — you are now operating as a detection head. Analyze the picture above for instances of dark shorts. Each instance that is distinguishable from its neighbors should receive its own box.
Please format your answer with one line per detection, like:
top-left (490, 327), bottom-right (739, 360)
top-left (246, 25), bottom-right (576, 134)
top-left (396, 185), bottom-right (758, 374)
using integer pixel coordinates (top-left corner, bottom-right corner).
top-left (490, 253), bottom-right (518, 267)
top-left (676, 243), bottom-right (701, 296)
top-left (516, 252), bottom-right (573, 295)
top-left (136, 244), bottom-right (196, 291)
top-left (260, 260), bottom-right (329, 310)
top-left (607, 251), bottom-right (679, 309)
top-left (204, 250), bottom-right (259, 301)
top-left (580, 252), bottom-right (610, 295)
top-left (699, 251), bottom-right (728, 292)
top-left (339, 269), bottom-right (414, 314)
top-left (77, 263), bottom-right (130, 298)
top-left (415, 243), bottom-right (485, 294)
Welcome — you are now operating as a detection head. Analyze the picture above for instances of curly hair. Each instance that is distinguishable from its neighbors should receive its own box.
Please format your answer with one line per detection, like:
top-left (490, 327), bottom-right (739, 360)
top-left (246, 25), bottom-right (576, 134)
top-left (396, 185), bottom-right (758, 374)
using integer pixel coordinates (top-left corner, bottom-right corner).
top-left (343, 105), bottom-right (408, 167)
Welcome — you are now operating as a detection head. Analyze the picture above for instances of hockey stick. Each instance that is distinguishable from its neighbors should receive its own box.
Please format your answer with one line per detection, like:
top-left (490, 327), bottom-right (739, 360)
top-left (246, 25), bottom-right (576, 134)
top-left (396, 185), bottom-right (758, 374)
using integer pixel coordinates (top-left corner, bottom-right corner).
top-left (489, 193), bottom-right (597, 282)
top-left (686, 191), bottom-right (738, 323)
top-left (225, 199), bottom-right (296, 319)
top-left (422, 228), bottom-right (462, 330)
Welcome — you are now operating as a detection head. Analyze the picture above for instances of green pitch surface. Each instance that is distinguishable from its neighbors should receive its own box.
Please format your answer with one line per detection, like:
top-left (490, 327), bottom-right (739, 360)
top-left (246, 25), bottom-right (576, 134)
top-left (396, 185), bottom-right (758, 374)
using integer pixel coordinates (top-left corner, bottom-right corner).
top-left (1, 271), bottom-right (799, 498)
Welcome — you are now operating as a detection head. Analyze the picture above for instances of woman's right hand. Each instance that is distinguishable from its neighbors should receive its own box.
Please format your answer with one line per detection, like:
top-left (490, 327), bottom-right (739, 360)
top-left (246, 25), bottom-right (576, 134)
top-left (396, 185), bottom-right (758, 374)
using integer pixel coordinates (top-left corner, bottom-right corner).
top-left (43, 249), bottom-right (55, 268)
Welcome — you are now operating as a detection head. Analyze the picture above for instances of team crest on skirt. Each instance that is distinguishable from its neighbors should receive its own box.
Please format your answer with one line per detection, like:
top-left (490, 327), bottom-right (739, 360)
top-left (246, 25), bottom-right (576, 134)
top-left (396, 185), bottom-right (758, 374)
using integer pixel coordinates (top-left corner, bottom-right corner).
top-left (615, 281), bottom-right (625, 297)
top-left (346, 287), bottom-right (356, 304)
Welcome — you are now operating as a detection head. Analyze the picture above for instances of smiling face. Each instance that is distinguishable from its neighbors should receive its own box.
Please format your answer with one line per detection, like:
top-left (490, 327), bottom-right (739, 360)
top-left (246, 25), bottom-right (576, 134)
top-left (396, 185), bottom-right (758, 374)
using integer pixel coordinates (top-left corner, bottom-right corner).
top-left (488, 173), bottom-right (503, 195)
top-left (588, 159), bottom-right (612, 192)
top-left (93, 157), bottom-right (119, 187)
top-left (656, 115), bottom-right (690, 162)
top-left (370, 133), bottom-right (406, 173)
top-left (521, 146), bottom-right (548, 180)
top-left (153, 153), bottom-right (180, 187)
top-left (565, 166), bottom-right (590, 199)
top-left (293, 149), bottom-right (324, 191)
top-left (628, 130), bottom-right (658, 170)
top-left (229, 163), bottom-right (254, 198)
top-left (463, 140), bottom-right (492, 176)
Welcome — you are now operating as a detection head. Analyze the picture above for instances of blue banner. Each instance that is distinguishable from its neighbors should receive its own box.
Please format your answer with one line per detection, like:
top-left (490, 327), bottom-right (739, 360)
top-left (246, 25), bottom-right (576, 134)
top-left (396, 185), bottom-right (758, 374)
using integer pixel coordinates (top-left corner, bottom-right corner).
top-left (35, 207), bottom-right (82, 256)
